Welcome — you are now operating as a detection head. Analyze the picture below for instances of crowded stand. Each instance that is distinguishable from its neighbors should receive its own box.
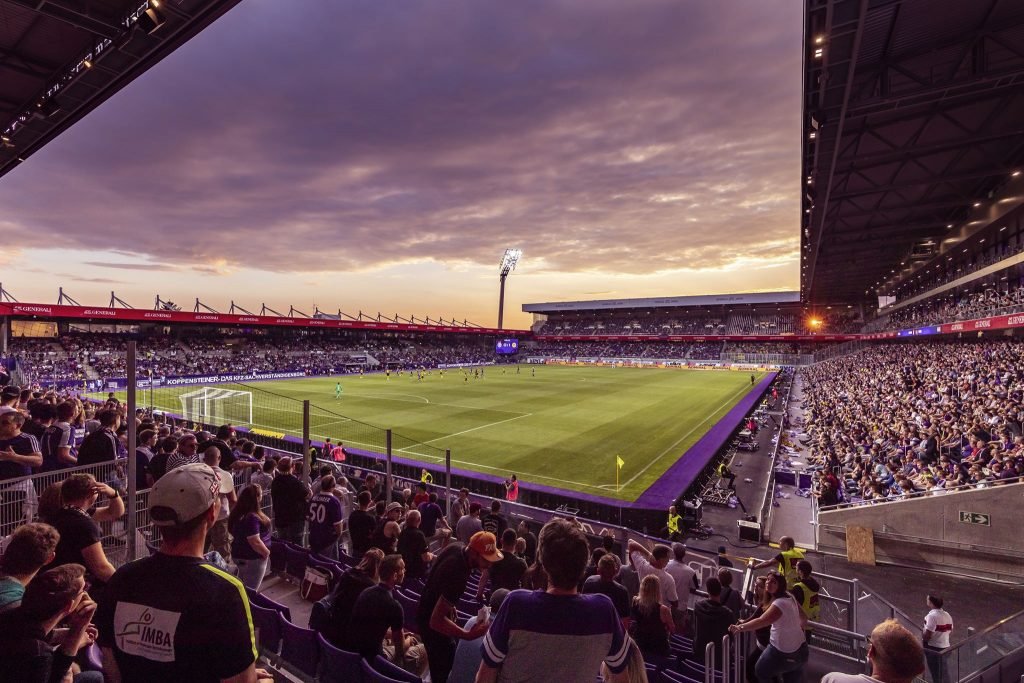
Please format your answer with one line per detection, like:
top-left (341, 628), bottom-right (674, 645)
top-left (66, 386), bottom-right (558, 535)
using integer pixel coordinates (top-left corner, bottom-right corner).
top-left (531, 341), bottom-right (725, 360)
top-left (8, 331), bottom-right (840, 387)
top-left (536, 309), bottom-right (861, 337)
top-left (0, 385), bottom-right (844, 683)
top-left (8, 333), bottom-right (499, 385)
top-left (798, 340), bottom-right (1024, 507)
top-left (868, 281), bottom-right (1024, 332)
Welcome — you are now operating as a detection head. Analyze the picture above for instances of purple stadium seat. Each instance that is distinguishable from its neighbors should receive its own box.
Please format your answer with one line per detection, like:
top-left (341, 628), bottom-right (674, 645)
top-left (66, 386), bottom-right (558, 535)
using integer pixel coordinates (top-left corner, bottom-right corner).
top-left (360, 658), bottom-right (406, 683)
top-left (249, 604), bottom-right (281, 660)
top-left (317, 633), bottom-right (363, 683)
top-left (284, 543), bottom-right (310, 582)
top-left (279, 613), bottom-right (320, 678)
top-left (246, 588), bottom-right (292, 623)
top-left (660, 669), bottom-right (700, 683)
top-left (79, 643), bottom-right (104, 672)
top-left (371, 655), bottom-right (422, 683)
top-left (394, 590), bottom-right (420, 634)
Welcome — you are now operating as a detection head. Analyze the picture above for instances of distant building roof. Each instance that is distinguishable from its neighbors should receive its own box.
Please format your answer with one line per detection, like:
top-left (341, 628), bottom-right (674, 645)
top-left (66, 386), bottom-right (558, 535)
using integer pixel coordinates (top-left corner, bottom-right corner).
top-left (522, 291), bottom-right (800, 313)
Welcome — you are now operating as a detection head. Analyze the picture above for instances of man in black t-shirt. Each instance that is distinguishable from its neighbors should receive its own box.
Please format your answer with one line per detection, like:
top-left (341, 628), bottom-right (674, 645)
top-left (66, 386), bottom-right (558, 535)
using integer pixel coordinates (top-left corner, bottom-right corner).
top-left (397, 509), bottom-right (433, 581)
top-left (348, 491), bottom-right (377, 557)
top-left (200, 425), bottom-right (237, 472)
top-left (347, 554), bottom-right (407, 660)
top-left (583, 554), bottom-right (631, 627)
top-left (270, 457), bottom-right (310, 543)
top-left (480, 500), bottom-right (507, 538)
top-left (417, 532), bottom-right (501, 683)
top-left (148, 436), bottom-right (178, 483)
top-left (77, 409), bottom-right (120, 465)
top-left (96, 464), bottom-right (271, 683)
top-left (477, 528), bottom-right (526, 598)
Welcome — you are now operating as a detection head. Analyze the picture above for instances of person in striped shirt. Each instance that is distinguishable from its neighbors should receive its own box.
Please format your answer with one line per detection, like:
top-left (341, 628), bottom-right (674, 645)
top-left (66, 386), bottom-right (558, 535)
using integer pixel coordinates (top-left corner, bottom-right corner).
top-left (478, 518), bottom-right (631, 683)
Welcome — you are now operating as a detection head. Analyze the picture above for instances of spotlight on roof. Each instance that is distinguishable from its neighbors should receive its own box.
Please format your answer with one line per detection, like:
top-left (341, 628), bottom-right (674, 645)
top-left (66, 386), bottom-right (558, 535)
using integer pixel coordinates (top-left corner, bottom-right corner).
top-left (34, 99), bottom-right (61, 118)
top-left (973, 202), bottom-right (981, 208)
top-left (1013, 170), bottom-right (1021, 177)
top-left (137, 6), bottom-right (166, 34)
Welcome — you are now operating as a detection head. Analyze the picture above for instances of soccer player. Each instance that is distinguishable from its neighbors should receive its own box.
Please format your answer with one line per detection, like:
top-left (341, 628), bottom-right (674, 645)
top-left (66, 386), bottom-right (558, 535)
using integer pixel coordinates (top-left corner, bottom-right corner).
top-left (335, 382), bottom-right (343, 400)
top-left (386, 368), bottom-right (391, 381)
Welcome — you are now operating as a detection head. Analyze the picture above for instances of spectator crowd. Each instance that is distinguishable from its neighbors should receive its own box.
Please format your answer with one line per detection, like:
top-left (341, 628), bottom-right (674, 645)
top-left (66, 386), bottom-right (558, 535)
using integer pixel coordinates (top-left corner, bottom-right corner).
top-left (801, 340), bottom-right (1024, 506)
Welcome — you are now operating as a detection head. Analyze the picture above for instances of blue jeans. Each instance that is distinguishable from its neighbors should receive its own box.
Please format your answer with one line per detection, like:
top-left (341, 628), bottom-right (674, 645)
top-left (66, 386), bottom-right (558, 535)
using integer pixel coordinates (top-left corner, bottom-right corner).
top-left (754, 643), bottom-right (808, 683)
top-left (235, 556), bottom-right (269, 591)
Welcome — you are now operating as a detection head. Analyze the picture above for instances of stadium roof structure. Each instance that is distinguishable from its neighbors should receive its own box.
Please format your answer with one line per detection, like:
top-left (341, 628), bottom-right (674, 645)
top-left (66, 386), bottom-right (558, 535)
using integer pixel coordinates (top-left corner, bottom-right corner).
top-left (523, 291), bottom-right (801, 314)
top-left (801, 0), bottom-right (1024, 304)
top-left (0, 0), bottom-right (244, 180)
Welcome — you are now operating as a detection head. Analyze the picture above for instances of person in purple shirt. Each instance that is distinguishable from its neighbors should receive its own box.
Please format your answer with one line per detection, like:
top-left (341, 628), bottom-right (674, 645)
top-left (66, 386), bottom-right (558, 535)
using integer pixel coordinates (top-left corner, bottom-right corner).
top-left (417, 492), bottom-right (450, 541)
top-left (228, 485), bottom-right (272, 590)
top-left (307, 476), bottom-right (344, 559)
top-left (478, 518), bottom-right (631, 683)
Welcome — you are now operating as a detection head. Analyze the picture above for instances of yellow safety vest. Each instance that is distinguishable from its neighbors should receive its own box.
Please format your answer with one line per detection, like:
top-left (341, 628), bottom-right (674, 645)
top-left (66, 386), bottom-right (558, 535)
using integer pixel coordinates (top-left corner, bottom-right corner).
top-left (717, 462), bottom-right (728, 476)
top-left (792, 579), bottom-right (820, 622)
top-left (667, 514), bottom-right (682, 535)
top-left (421, 471), bottom-right (433, 485)
top-left (779, 548), bottom-right (805, 584)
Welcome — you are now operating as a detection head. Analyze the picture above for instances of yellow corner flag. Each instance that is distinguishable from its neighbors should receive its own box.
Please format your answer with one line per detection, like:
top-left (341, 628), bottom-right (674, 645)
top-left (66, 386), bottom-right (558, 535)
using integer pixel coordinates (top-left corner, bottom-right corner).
top-left (616, 455), bottom-right (625, 469)
top-left (615, 454), bottom-right (624, 491)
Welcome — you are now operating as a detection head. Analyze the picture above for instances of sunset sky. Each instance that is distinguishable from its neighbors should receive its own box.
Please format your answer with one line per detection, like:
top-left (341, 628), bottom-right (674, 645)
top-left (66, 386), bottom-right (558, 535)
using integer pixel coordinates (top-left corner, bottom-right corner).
top-left (0, 0), bottom-right (801, 329)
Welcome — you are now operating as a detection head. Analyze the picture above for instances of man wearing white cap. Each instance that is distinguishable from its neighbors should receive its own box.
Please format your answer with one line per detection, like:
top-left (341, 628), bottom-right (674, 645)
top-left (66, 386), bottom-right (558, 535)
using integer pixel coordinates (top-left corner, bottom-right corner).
top-left (96, 464), bottom-right (271, 682)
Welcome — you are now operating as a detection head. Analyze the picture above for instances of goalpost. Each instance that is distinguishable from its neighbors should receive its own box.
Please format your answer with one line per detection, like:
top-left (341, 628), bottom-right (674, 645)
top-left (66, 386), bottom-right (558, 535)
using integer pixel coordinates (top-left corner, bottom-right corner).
top-left (178, 387), bottom-right (253, 427)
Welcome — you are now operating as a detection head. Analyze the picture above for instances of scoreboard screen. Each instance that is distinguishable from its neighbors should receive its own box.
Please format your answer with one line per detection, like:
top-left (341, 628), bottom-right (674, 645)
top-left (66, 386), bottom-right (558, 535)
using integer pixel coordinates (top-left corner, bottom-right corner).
top-left (495, 338), bottom-right (519, 355)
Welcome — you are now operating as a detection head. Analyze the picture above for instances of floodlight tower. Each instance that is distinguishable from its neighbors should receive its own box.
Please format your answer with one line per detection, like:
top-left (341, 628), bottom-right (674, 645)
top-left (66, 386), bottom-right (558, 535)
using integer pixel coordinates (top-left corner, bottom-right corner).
top-left (497, 248), bottom-right (522, 329)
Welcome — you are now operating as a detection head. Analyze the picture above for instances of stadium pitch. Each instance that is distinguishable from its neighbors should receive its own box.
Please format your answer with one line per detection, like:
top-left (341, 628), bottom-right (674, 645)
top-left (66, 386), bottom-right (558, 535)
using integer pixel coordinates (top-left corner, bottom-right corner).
top-left (128, 365), bottom-right (765, 501)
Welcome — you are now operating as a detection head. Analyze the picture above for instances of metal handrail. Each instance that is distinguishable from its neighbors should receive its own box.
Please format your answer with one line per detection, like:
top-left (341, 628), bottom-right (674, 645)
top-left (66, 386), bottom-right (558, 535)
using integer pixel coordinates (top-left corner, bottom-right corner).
top-left (818, 522), bottom-right (1024, 560)
top-left (938, 605), bottom-right (1024, 655)
top-left (818, 477), bottom-right (1024, 513)
top-left (757, 374), bottom-right (794, 540)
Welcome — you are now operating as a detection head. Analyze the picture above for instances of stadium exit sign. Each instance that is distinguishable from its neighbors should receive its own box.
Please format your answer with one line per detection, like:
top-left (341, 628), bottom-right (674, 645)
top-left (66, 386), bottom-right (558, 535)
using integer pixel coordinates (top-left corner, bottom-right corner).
top-left (958, 511), bottom-right (990, 526)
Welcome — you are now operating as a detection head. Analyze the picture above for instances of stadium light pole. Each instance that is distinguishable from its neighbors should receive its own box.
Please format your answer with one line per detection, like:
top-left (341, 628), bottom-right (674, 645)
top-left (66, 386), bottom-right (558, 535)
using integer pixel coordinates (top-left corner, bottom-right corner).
top-left (497, 248), bottom-right (522, 329)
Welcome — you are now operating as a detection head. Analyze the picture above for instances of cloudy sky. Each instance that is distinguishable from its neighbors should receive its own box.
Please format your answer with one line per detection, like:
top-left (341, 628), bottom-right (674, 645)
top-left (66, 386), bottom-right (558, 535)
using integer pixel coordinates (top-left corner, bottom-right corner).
top-left (0, 0), bottom-right (801, 328)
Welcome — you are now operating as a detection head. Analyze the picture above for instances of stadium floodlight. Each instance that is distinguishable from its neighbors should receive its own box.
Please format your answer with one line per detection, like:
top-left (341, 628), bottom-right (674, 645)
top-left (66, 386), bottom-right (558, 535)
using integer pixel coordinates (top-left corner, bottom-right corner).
top-left (497, 248), bottom-right (522, 329)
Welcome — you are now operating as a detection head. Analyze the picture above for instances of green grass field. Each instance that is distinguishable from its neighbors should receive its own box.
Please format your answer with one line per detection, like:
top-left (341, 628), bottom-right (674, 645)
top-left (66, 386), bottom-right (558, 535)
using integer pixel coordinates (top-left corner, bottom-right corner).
top-left (127, 366), bottom-right (763, 501)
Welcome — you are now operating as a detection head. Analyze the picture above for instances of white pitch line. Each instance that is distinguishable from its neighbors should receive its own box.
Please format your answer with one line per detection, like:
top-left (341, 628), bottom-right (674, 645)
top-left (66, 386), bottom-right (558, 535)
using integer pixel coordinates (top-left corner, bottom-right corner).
top-left (417, 413), bottom-right (533, 445)
top-left (342, 393), bottom-right (430, 404)
top-left (616, 382), bottom-right (755, 489)
top-left (336, 393), bottom-right (525, 414)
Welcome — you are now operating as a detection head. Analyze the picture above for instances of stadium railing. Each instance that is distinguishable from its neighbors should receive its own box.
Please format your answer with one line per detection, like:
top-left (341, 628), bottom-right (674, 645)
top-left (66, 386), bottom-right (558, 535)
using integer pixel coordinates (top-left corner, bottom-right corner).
top-left (0, 459), bottom-right (147, 565)
top-left (815, 475), bottom-right (1024, 514)
top-left (756, 371), bottom-right (794, 542)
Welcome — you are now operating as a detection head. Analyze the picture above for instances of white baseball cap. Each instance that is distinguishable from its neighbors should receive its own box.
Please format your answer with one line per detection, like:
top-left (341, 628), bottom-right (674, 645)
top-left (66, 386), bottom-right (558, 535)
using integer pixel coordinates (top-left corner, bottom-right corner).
top-left (150, 463), bottom-right (221, 527)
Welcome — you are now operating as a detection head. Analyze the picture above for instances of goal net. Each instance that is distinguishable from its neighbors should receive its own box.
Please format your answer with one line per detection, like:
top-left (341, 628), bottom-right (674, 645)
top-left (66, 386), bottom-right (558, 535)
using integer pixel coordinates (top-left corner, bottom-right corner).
top-left (178, 387), bottom-right (253, 427)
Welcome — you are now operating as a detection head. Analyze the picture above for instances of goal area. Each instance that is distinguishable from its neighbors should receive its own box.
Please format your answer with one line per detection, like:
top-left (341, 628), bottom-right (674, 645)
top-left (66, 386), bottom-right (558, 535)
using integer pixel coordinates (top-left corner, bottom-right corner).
top-left (178, 387), bottom-right (253, 427)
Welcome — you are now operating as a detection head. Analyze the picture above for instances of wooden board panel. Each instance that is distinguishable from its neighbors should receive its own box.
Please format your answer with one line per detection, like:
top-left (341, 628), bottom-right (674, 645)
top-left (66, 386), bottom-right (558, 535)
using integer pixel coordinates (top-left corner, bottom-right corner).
top-left (846, 525), bottom-right (876, 565)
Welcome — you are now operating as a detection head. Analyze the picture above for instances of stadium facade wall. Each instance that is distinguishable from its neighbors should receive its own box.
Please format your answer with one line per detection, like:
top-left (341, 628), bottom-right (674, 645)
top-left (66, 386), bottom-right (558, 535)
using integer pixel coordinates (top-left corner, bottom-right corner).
top-left (817, 482), bottom-right (1024, 581)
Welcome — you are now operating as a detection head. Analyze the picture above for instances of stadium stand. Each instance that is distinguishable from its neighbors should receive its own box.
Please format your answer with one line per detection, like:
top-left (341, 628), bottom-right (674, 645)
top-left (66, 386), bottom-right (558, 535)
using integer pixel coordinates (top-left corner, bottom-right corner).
top-left (800, 340), bottom-right (1024, 503)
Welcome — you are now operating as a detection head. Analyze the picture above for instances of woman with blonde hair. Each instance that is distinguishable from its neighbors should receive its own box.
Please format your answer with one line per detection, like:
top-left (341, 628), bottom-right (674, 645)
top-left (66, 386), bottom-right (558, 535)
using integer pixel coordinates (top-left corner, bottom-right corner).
top-left (601, 640), bottom-right (649, 683)
top-left (630, 574), bottom-right (674, 659)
